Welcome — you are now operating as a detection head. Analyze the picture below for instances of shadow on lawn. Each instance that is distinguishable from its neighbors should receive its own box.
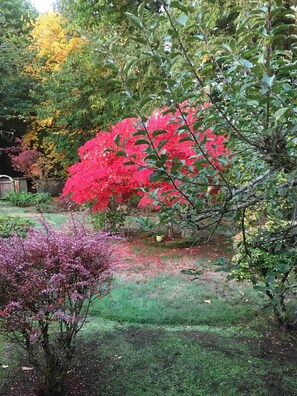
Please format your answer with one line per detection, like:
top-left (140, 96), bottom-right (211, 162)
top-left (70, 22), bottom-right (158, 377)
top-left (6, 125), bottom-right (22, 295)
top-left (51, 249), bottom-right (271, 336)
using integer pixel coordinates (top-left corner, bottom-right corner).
top-left (1, 324), bottom-right (296, 396)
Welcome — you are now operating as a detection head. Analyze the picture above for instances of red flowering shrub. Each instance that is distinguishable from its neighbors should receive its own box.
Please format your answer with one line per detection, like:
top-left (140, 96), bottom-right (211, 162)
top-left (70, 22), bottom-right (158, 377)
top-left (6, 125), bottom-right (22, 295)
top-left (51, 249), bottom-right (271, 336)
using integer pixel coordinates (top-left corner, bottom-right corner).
top-left (62, 104), bottom-right (229, 211)
top-left (0, 219), bottom-right (113, 395)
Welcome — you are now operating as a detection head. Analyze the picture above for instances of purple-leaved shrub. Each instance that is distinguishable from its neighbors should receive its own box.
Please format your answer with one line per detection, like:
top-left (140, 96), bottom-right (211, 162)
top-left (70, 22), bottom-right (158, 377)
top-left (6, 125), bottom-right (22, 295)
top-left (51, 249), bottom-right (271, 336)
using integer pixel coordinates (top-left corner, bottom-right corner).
top-left (0, 219), bottom-right (114, 396)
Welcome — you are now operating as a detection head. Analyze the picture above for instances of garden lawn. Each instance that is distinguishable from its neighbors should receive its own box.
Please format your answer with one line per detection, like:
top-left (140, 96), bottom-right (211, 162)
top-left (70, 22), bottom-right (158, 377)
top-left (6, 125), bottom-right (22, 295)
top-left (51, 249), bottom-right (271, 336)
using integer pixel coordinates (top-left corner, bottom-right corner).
top-left (0, 201), bottom-right (71, 228)
top-left (1, 228), bottom-right (297, 396)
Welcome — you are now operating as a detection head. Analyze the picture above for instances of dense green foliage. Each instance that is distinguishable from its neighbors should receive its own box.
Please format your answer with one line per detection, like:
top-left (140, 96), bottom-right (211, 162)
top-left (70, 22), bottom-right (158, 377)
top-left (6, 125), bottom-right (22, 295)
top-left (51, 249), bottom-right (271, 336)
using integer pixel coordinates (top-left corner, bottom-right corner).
top-left (4, 191), bottom-right (51, 207)
top-left (0, 0), bottom-right (37, 136)
top-left (232, 220), bottom-right (297, 324)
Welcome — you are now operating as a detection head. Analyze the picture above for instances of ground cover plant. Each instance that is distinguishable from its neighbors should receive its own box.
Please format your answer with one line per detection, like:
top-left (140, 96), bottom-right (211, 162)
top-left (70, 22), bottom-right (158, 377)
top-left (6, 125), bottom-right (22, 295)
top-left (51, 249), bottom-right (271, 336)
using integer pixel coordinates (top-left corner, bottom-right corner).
top-left (0, 219), bottom-right (113, 395)
top-left (0, 214), bottom-right (33, 238)
top-left (0, 199), bottom-right (72, 228)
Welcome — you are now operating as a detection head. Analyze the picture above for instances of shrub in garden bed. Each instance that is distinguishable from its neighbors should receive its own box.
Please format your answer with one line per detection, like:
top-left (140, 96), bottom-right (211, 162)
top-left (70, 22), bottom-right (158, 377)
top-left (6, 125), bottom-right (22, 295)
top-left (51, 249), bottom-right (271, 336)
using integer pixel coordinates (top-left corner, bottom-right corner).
top-left (0, 219), bottom-right (114, 395)
top-left (4, 191), bottom-right (51, 207)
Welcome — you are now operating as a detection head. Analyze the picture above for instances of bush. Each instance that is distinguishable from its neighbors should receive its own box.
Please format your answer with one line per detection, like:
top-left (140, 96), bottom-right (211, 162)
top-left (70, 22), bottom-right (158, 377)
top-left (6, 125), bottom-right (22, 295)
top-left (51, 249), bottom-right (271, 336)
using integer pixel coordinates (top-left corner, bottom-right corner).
top-left (4, 191), bottom-right (51, 207)
top-left (0, 214), bottom-right (34, 238)
top-left (0, 219), bottom-right (113, 395)
top-left (90, 198), bottom-right (131, 233)
top-left (232, 220), bottom-right (297, 326)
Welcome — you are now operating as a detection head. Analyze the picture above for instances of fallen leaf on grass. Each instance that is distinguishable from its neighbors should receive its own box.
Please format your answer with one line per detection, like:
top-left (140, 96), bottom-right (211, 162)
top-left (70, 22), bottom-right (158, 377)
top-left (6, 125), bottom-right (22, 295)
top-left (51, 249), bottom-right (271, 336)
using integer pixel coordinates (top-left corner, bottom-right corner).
top-left (21, 366), bottom-right (33, 371)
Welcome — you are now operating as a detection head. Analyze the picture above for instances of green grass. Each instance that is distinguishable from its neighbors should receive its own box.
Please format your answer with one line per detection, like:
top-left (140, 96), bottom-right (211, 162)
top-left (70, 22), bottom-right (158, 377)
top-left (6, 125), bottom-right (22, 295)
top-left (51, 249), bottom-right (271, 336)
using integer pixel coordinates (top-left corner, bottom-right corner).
top-left (90, 275), bottom-right (263, 326)
top-left (0, 201), bottom-right (71, 227)
top-left (79, 276), bottom-right (296, 395)
top-left (75, 326), bottom-right (296, 396)
top-left (1, 274), bottom-right (296, 395)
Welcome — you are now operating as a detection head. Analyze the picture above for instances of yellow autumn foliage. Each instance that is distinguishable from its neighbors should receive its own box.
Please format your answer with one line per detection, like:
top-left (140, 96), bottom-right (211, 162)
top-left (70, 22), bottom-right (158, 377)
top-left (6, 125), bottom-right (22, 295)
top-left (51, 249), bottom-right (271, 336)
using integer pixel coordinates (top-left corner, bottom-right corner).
top-left (28, 12), bottom-right (84, 77)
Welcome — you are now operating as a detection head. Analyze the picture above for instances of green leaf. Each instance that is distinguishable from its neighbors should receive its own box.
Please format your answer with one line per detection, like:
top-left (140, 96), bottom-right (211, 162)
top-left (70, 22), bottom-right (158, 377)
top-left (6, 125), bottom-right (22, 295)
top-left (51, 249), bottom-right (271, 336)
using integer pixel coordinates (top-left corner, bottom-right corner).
top-left (171, 1), bottom-right (189, 14)
top-left (105, 62), bottom-right (118, 72)
top-left (179, 137), bottom-right (192, 143)
top-left (144, 51), bottom-right (162, 65)
top-left (175, 14), bottom-right (188, 26)
top-left (123, 59), bottom-right (135, 76)
top-left (114, 134), bottom-right (121, 147)
top-left (157, 140), bottom-right (168, 151)
top-left (126, 77), bottom-right (137, 89)
top-left (125, 13), bottom-right (143, 29)
top-left (115, 151), bottom-right (127, 157)
top-left (123, 161), bottom-right (135, 166)
top-left (274, 107), bottom-right (288, 121)
top-left (262, 74), bottom-right (275, 88)
top-left (222, 39), bottom-right (236, 53)
top-left (149, 172), bottom-right (164, 183)
top-left (132, 36), bottom-right (148, 45)
top-left (137, 3), bottom-right (145, 18)
top-left (139, 96), bottom-right (154, 110)
top-left (180, 268), bottom-right (204, 279)
top-left (132, 130), bottom-right (146, 137)
top-left (135, 139), bottom-right (149, 146)
top-left (253, 285), bottom-right (267, 293)
top-left (152, 129), bottom-right (167, 138)
top-left (193, 34), bottom-right (204, 41)
top-left (242, 59), bottom-right (253, 69)
top-left (109, 42), bottom-right (118, 55)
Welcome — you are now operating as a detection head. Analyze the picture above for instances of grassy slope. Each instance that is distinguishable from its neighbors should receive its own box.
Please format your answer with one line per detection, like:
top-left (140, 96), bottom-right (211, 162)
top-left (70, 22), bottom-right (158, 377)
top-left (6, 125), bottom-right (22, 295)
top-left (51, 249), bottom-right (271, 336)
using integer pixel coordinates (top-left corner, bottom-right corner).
top-left (76, 276), bottom-right (296, 395)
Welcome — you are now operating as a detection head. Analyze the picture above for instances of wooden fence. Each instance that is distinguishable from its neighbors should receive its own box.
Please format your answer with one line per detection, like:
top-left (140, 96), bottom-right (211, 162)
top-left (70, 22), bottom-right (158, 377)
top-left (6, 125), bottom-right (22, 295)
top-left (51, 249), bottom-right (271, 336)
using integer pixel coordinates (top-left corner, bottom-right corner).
top-left (0, 175), bottom-right (15, 198)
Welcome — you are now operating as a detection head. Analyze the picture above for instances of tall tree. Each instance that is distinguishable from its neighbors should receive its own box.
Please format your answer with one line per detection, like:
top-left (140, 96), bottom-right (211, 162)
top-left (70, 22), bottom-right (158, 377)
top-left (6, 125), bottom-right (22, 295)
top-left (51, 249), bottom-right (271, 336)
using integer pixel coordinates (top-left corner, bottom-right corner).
top-left (0, 0), bottom-right (37, 135)
top-left (0, 0), bottom-right (37, 173)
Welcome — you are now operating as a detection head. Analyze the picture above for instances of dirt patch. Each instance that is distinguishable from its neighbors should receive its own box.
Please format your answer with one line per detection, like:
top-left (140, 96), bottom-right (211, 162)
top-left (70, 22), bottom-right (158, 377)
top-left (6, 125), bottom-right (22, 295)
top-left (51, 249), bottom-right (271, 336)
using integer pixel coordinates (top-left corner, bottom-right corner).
top-left (183, 326), bottom-right (297, 368)
top-left (121, 326), bottom-right (164, 349)
top-left (114, 236), bottom-right (231, 281)
top-left (0, 339), bottom-right (103, 396)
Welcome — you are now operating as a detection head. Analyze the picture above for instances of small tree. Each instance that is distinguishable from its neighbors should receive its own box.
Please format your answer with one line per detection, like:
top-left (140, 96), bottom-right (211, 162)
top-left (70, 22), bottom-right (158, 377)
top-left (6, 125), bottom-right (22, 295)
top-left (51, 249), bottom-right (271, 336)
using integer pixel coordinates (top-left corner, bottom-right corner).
top-left (62, 105), bottom-right (228, 216)
top-left (0, 219), bottom-right (113, 395)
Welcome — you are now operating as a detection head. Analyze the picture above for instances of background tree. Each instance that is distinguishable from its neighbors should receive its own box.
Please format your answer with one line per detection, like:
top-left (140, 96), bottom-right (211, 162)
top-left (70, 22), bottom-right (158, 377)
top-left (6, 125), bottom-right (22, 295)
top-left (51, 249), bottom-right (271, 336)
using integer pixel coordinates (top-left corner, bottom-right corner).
top-left (25, 2), bottom-right (168, 174)
top-left (0, 0), bottom-right (37, 173)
